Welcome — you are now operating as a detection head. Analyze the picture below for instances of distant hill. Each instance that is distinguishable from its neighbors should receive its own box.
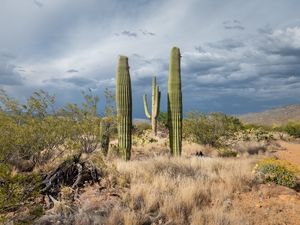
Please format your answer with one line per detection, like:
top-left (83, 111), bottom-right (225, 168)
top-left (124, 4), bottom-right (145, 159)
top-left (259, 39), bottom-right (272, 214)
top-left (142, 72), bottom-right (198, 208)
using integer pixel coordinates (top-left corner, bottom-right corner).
top-left (133, 118), bottom-right (149, 124)
top-left (238, 104), bottom-right (300, 126)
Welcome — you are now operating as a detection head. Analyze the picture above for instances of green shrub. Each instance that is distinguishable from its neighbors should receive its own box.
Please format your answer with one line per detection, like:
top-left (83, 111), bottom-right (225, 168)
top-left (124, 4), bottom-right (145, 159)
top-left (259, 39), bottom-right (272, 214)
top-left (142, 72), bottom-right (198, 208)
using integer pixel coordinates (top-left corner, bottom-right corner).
top-left (183, 112), bottom-right (243, 147)
top-left (0, 89), bottom-right (106, 166)
top-left (254, 158), bottom-right (299, 188)
top-left (283, 121), bottom-right (300, 138)
top-left (0, 164), bottom-right (42, 214)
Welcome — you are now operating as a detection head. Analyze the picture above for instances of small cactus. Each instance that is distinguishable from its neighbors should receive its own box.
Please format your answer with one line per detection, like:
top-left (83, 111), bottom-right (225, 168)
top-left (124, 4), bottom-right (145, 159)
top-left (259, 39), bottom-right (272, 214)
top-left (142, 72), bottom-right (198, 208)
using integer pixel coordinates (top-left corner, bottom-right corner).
top-left (143, 76), bottom-right (161, 136)
top-left (116, 56), bottom-right (132, 160)
top-left (100, 118), bottom-right (110, 156)
top-left (168, 47), bottom-right (182, 156)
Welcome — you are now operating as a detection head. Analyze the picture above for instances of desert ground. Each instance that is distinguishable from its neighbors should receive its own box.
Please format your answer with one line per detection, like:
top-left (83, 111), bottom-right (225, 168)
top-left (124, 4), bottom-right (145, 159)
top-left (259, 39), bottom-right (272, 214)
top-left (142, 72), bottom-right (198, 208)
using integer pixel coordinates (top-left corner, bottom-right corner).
top-left (1, 127), bottom-right (298, 225)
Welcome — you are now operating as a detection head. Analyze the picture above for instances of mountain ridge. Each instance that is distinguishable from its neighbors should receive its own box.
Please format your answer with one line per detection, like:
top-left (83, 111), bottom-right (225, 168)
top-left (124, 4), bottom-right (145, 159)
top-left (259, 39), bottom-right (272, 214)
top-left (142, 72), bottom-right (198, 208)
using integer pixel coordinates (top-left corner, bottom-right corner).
top-left (238, 104), bottom-right (300, 126)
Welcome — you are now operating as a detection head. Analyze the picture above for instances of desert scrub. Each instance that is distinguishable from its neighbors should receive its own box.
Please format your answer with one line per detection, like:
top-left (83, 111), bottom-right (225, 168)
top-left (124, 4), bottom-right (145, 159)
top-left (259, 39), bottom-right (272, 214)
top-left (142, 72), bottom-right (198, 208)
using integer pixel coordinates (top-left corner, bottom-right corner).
top-left (0, 164), bottom-right (42, 212)
top-left (218, 148), bottom-right (238, 157)
top-left (183, 112), bottom-right (242, 147)
top-left (0, 164), bottom-right (43, 223)
top-left (254, 158), bottom-right (299, 188)
top-left (283, 121), bottom-right (300, 138)
top-left (114, 157), bottom-right (255, 225)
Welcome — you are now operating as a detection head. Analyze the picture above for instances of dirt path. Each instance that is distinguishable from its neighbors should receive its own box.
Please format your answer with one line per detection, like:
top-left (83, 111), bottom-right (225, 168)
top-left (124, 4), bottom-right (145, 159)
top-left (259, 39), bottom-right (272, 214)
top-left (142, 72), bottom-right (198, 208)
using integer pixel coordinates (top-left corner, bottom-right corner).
top-left (277, 141), bottom-right (300, 170)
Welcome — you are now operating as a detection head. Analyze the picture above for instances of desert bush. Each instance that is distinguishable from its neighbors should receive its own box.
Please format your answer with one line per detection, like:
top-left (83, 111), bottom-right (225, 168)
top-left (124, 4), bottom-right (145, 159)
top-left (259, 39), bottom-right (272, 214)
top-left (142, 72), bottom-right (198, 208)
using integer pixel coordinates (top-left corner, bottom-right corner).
top-left (0, 90), bottom-right (70, 164)
top-left (0, 89), bottom-right (106, 167)
top-left (183, 112), bottom-right (243, 147)
top-left (0, 164), bottom-right (43, 221)
top-left (254, 158), bottom-right (299, 188)
top-left (237, 125), bottom-right (274, 142)
top-left (282, 121), bottom-right (300, 138)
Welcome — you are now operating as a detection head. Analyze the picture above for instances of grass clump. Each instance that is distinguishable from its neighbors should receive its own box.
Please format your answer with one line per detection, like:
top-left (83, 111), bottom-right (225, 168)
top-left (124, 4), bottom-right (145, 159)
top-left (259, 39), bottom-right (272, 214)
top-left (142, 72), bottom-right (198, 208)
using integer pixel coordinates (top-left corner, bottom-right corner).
top-left (254, 158), bottom-right (299, 188)
top-left (112, 157), bottom-right (255, 225)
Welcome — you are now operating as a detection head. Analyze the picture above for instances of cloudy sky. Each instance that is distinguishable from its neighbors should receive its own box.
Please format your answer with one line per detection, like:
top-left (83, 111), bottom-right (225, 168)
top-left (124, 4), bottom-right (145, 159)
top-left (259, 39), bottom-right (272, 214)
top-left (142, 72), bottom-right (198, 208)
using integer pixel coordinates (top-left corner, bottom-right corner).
top-left (1, 0), bottom-right (300, 117)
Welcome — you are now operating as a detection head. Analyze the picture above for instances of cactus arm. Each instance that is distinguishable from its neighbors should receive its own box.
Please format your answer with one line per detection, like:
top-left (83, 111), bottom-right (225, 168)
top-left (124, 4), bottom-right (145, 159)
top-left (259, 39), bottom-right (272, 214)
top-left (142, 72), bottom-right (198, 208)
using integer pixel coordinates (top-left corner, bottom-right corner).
top-left (143, 75), bottom-right (161, 136)
top-left (157, 89), bottom-right (161, 118)
top-left (143, 94), bottom-right (151, 119)
top-left (153, 86), bottom-right (160, 119)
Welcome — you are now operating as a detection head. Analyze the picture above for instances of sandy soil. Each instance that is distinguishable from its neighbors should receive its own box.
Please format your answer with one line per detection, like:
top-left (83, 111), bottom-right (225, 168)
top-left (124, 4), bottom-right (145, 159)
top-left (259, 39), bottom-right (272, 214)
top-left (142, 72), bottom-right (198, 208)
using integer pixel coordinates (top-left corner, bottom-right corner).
top-left (276, 141), bottom-right (300, 170)
top-left (234, 184), bottom-right (300, 225)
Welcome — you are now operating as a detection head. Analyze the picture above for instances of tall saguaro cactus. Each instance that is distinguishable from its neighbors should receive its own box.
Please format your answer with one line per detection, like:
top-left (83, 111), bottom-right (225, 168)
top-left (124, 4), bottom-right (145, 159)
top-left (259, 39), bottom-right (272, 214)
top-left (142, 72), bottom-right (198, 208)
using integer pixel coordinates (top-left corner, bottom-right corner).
top-left (168, 47), bottom-right (182, 156)
top-left (116, 56), bottom-right (132, 160)
top-left (143, 76), bottom-right (161, 135)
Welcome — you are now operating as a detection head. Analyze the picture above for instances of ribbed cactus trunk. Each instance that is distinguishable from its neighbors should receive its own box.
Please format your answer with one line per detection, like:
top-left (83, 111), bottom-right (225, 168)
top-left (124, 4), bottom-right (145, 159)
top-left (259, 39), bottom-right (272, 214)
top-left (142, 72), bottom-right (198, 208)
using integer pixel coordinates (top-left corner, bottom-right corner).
top-left (143, 76), bottom-right (161, 136)
top-left (116, 56), bottom-right (132, 160)
top-left (168, 47), bottom-right (182, 156)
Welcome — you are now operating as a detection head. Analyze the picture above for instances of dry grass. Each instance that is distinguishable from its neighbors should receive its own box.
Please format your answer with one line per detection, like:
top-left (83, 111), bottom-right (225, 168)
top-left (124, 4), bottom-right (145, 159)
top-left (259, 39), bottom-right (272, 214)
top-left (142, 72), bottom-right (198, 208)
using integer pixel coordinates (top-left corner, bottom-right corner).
top-left (182, 142), bottom-right (218, 157)
top-left (33, 134), bottom-right (298, 225)
top-left (35, 150), bottom-right (300, 225)
top-left (107, 156), bottom-right (255, 225)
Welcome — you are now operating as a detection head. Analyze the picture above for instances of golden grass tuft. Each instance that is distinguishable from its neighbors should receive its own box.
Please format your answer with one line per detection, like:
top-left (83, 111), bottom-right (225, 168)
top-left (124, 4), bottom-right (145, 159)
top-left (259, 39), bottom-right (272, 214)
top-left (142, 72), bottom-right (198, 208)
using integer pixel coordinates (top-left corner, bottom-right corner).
top-left (111, 156), bottom-right (255, 225)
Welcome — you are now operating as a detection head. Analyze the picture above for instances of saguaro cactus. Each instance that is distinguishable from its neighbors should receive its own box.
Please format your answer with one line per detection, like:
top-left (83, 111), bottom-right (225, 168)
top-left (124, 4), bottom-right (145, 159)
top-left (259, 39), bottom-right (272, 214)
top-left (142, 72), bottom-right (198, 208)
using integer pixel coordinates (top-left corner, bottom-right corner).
top-left (116, 56), bottom-right (132, 160)
top-left (143, 76), bottom-right (161, 135)
top-left (168, 47), bottom-right (182, 156)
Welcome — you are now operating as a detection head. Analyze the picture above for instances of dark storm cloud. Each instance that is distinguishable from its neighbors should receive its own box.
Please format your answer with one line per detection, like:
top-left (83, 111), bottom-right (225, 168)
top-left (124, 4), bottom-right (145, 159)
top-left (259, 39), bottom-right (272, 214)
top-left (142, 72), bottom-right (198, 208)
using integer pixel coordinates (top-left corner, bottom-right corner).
top-left (223, 20), bottom-right (245, 30)
top-left (115, 29), bottom-right (156, 38)
top-left (44, 76), bottom-right (96, 87)
top-left (182, 52), bottom-right (231, 75)
top-left (131, 53), bottom-right (152, 64)
top-left (121, 30), bottom-right (138, 37)
top-left (1, 51), bottom-right (16, 59)
top-left (139, 29), bottom-right (155, 36)
top-left (194, 46), bottom-right (206, 53)
top-left (258, 27), bottom-right (300, 57)
top-left (206, 39), bottom-right (245, 50)
top-left (33, 0), bottom-right (44, 8)
top-left (66, 69), bottom-right (79, 73)
top-left (182, 26), bottom-right (300, 110)
top-left (257, 24), bottom-right (273, 34)
top-left (0, 62), bottom-right (24, 85)
top-left (0, 51), bottom-right (24, 85)
top-left (1, 0), bottom-right (300, 117)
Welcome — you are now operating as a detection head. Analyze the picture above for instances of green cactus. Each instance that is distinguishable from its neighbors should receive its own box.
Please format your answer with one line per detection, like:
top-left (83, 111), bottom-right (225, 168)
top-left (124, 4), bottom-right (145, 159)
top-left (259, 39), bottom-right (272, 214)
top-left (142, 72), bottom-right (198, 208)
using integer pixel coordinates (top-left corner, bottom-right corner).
top-left (143, 76), bottom-right (161, 136)
top-left (116, 56), bottom-right (132, 160)
top-left (168, 47), bottom-right (182, 156)
top-left (100, 118), bottom-right (110, 156)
